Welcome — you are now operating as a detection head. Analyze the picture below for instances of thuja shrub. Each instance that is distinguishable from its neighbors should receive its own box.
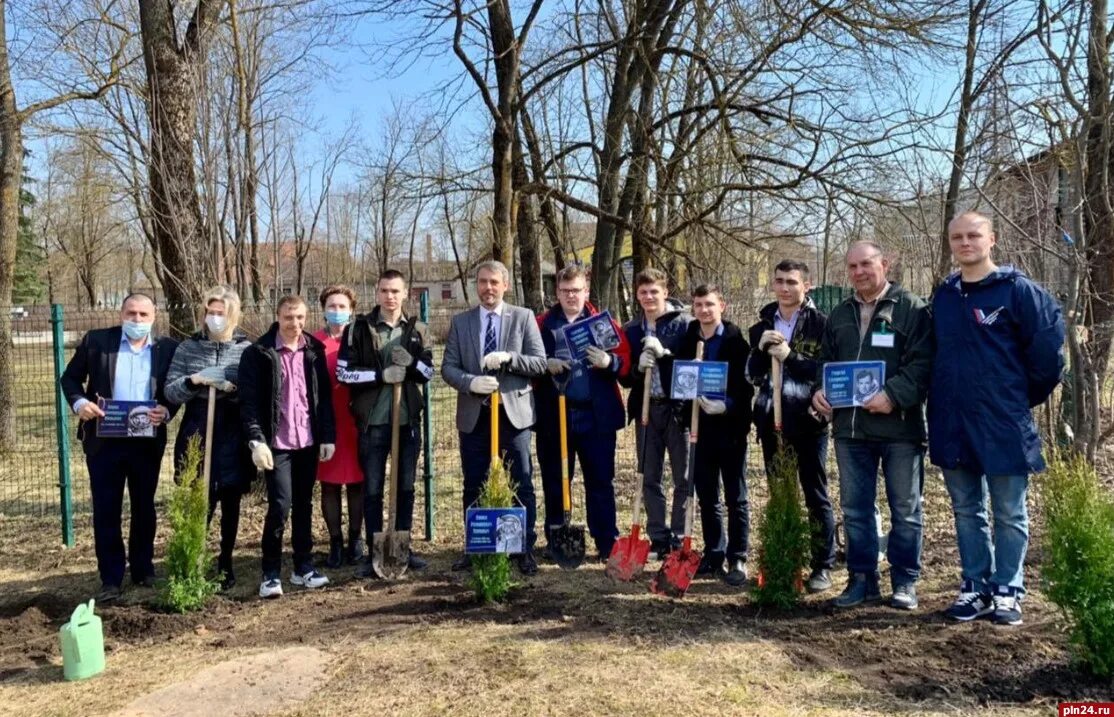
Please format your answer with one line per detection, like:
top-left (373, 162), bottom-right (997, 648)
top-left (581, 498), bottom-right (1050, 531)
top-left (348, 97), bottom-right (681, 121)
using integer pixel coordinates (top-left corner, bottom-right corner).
top-left (1041, 449), bottom-right (1114, 677)
top-left (160, 435), bottom-right (220, 613)
top-left (753, 444), bottom-right (811, 609)
top-left (470, 457), bottom-right (517, 603)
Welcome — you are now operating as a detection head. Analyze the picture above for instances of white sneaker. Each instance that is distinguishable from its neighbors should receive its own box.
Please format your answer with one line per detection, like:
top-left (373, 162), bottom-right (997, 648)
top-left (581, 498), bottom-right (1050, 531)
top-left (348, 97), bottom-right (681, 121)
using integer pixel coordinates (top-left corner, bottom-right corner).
top-left (259, 578), bottom-right (283, 599)
top-left (290, 569), bottom-right (330, 589)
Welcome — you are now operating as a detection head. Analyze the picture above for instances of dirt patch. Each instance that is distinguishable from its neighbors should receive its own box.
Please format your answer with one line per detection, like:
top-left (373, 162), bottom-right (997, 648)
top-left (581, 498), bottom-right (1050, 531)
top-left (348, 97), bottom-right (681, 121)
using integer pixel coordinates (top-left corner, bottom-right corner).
top-left (113, 646), bottom-right (329, 717)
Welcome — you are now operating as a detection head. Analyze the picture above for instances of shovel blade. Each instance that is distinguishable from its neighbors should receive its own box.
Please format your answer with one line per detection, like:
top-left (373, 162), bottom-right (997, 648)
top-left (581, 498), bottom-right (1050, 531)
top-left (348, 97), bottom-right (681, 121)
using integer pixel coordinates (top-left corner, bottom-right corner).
top-left (549, 523), bottom-right (586, 570)
top-left (650, 546), bottom-right (700, 598)
top-left (371, 530), bottom-right (411, 580)
top-left (605, 535), bottom-right (651, 581)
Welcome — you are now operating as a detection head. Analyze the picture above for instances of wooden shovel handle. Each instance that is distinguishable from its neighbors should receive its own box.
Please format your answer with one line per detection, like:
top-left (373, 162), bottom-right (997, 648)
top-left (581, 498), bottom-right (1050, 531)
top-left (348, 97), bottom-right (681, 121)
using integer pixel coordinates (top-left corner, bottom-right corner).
top-left (202, 385), bottom-right (216, 486)
top-left (772, 356), bottom-right (783, 433)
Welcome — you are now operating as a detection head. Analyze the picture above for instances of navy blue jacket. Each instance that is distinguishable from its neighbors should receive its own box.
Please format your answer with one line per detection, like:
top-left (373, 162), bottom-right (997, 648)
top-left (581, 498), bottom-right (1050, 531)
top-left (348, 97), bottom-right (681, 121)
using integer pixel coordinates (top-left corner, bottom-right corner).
top-left (928, 267), bottom-right (1065, 475)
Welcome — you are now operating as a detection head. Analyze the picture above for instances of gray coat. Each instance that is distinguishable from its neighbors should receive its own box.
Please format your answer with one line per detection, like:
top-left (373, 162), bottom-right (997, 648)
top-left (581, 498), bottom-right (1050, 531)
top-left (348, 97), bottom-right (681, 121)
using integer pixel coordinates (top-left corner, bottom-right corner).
top-left (441, 303), bottom-right (548, 432)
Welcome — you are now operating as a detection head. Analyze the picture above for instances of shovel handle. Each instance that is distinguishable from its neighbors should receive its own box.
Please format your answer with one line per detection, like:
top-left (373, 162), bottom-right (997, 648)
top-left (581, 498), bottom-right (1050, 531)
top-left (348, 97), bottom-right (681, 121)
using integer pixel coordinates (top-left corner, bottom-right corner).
top-left (682, 342), bottom-right (704, 542)
top-left (771, 356), bottom-right (783, 433)
top-left (559, 393), bottom-right (571, 513)
top-left (490, 389), bottom-right (500, 462)
top-left (202, 385), bottom-right (216, 486)
top-left (629, 367), bottom-right (653, 526)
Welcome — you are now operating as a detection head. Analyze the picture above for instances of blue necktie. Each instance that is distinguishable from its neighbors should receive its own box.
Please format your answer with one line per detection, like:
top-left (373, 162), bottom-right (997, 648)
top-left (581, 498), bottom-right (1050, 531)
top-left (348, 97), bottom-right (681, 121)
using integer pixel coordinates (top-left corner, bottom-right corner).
top-left (484, 312), bottom-right (497, 357)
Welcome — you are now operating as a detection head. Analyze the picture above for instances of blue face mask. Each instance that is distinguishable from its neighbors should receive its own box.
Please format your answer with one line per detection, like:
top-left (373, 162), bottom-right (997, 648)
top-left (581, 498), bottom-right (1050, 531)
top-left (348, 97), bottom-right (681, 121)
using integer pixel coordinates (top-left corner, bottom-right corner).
top-left (324, 310), bottom-right (350, 326)
top-left (122, 320), bottom-right (153, 341)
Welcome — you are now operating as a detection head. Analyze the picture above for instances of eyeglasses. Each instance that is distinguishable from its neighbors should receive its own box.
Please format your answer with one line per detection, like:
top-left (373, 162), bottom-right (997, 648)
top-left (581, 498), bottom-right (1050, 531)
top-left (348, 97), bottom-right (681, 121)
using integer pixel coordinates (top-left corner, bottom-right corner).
top-left (558, 288), bottom-right (585, 295)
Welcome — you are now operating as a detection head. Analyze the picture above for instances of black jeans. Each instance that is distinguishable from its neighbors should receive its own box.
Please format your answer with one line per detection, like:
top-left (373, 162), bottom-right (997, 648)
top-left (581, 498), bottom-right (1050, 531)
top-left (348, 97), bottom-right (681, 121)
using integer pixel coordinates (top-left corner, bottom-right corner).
top-left (261, 446), bottom-right (318, 577)
top-left (208, 484), bottom-right (243, 572)
top-left (537, 424), bottom-right (618, 555)
top-left (692, 428), bottom-right (749, 562)
top-left (760, 431), bottom-right (836, 570)
top-left (358, 423), bottom-right (420, 536)
top-left (85, 440), bottom-right (163, 587)
top-left (460, 405), bottom-right (537, 549)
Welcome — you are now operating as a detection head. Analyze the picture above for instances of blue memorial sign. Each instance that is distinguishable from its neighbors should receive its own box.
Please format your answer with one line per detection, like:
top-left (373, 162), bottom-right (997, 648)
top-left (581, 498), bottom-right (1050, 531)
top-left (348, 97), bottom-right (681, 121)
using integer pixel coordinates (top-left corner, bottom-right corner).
top-left (465, 507), bottom-right (528, 554)
top-left (822, 360), bottom-right (887, 409)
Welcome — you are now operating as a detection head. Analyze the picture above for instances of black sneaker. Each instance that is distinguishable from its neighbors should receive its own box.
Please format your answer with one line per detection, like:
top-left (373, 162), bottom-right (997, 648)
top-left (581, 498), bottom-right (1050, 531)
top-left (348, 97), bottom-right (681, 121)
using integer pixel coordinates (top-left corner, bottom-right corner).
top-left (132, 574), bottom-right (156, 588)
top-left (220, 571), bottom-right (237, 592)
top-left (723, 559), bottom-right (748, 587)
top-left (696, 553), bottom-right (725, 577)
top-left (517, 551), bottom-right (538, 576)
top-left (407, 553), bottom-right (428, 571)
top-left (806, 568), bottom-right (833, 594)
top-left (944, 581), bottom-right (993, 622)
top-left (991, 593), bottom-right (1023, 626)
top-left (354, 557), bottom-right (378, 579)
top-left (833, 572), bottom-right (882, 608)
top-left (96, 584), bottom-right (122, 604)
top-left (649, 540), bottom-right (671, 561)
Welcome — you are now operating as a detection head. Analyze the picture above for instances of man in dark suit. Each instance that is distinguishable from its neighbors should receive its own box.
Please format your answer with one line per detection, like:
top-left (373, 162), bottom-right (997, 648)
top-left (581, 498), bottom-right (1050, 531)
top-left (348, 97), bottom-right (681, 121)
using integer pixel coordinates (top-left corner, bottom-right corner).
top-left (60, 293), bottom-right (179, 603)
top-left (442, 260), bottom-right (548, 574)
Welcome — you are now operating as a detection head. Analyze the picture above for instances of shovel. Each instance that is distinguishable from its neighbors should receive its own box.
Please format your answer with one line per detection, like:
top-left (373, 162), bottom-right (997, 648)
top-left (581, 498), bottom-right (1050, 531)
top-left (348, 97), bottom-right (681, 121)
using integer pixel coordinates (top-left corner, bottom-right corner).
top-left (372, 383), bottom-right (410, 579)
top-left (202, 385), bottom-right (216, 485)
top-left (549, 392), bottom-right (586, 569)
top-left (606, 369), bottom-right (653, 581)
top-left (651, 341), bottom-right (705, 598)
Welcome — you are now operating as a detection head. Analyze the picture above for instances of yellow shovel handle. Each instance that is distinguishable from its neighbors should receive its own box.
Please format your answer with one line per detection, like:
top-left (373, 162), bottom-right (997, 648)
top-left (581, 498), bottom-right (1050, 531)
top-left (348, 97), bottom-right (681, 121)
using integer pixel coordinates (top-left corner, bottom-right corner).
top-left (490, 389), bottom-right (500, 461)
top-left (559, 393), bottom-right (571, 513)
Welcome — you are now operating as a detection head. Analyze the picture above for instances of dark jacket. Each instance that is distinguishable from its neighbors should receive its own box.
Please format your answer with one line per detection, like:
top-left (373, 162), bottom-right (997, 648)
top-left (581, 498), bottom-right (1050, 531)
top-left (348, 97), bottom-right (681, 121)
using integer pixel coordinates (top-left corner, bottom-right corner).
top-left (533, 302), bottom-right (629, 434)
top-left (238, 324), bottom-right (336, 447)
top-left (747, 299), bottom-right (828, 440)
top-left (928, 267), bottom-right (1065, 475)
top-left (659, 320), bottom-right (753, 436)
top-left (336, 307), bottom-right (433, 432)
top-left (165, 329), bottom-right (253, 490)
top-left (817, 283), bottom-right (933, 443)
top-left (619, 306), bottom-right (693, 423)
top-left (59, 326), bottom-right (179, 457)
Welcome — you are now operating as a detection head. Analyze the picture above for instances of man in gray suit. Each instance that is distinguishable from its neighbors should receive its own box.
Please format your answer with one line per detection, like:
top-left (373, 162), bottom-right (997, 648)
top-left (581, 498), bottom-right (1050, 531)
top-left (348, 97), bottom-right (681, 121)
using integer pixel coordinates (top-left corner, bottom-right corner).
top-left (442, 260), bottom-right (548, 574)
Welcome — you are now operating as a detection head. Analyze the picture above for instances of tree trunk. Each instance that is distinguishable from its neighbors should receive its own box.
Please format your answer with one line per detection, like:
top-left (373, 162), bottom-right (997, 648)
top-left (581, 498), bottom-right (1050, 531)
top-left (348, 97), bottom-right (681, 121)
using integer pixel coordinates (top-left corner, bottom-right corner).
top-left (0, 23), bottom-right (20, 445)
top-left (513, 137), bottom-right (544, 310)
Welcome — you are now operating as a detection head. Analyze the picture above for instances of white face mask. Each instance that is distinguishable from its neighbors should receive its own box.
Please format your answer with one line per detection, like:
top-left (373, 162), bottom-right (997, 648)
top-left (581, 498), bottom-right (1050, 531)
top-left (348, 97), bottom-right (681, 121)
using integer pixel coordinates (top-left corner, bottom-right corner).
top-left (205, 315), bottom-right (228, 334)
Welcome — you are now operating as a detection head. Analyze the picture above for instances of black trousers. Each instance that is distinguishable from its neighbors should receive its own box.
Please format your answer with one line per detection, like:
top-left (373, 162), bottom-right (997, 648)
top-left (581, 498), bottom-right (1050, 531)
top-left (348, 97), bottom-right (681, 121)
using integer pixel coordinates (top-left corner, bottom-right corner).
top-left (261, 446), bottom-right (318, 577)
top-left (760, 431), bottom-right (836, 570)
top-left (692, 428), bottom-right (749, 562)
top-left (359, 423), bottom-right (420, 536)
top-left (85, 440), bottom-right (164, 587)
top-left (208, 484), bottom-right (242, 573)
top-left (459, 405), bottom-right (537, 549)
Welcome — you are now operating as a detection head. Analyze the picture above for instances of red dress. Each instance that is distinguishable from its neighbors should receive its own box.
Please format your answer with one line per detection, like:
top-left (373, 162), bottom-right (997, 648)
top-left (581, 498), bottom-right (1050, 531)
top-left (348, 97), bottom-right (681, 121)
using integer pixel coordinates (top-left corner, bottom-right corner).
top-left (314, 329), bottom-right (363, 485)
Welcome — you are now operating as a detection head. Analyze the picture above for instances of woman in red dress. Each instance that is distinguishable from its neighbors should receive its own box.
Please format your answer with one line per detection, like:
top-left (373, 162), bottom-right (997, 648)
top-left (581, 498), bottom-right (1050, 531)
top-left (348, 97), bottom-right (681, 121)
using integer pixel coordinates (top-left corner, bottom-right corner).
top-left (315, 285), bottom-right (365, 567)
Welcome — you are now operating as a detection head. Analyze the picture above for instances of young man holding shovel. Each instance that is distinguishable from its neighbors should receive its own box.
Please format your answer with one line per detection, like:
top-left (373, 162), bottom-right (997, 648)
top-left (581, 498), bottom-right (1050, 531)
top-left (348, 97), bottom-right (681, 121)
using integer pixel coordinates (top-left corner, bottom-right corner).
top-left (442, 260), bottom-right (549, 575)
top-left (659, 284), bottom-right (754, 585)
top-left (534, 264), bottom-right (630, 562)
top-left (336, 270), bottom-right (435, 579)
top-left (619, 268), bottom-right (694, 559)
top-left (747, 260), bottom-right (836, 594)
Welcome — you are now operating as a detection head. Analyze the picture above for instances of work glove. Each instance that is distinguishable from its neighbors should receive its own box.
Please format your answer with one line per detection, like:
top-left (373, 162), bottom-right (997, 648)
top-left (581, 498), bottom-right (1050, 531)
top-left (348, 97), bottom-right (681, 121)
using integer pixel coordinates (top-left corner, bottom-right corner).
top-left (391, 345), bottom-right (415, 368)
top-left (546, 357), bottom-right (570, 375)
top-left (383, 365), bottom-right (406, 384)
top-left (768, 341), bottom-right (791, 362)
top-left (191, 366), bottom-right (227, 386)
top-left (469, 375), bottom-right (499, 395)
top-left (212, 380), bottom-right (237, 393)
top-left (641, 336), bottom-right (666, 358)
top-left (585, 345), bottom-right (611, 369)
top-left (319, 443), bottom-right (336, 462)
top-left (758, 330), bottom-right (784, 350)
top-left (698, 397), bottom-right (727, 415)
top-left (250, 441), bottom-right (274, 471)
top-left (482, 351), bottom-right (512, 370)
top-left (637, 349), bottom-right (657, 371)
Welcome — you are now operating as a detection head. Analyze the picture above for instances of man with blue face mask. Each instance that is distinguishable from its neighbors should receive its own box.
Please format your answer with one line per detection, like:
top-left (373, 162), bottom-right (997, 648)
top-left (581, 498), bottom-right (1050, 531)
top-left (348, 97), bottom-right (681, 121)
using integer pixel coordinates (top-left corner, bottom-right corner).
top-left (61, 293), bottom-right (179, 603)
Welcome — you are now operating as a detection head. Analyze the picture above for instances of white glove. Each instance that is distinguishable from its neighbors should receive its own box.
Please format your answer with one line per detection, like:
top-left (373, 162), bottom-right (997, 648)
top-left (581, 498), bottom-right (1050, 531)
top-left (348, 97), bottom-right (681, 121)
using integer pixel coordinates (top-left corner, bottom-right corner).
top-left (383, 365), bottom-right (406, 384)
top-left (638, 349), bottom-right (657, 371)
top-left (319, 443), bottom-right (336, 462)
top-left (250, 441), bottom-right (274, 471)
top-left (191, 366), bottom-right (226, 386)
top-left (482, 351), bottom-right (512, 370)
top-left (212, 380), bottom-right (237, 393)
top-left (768, 341), bottom-right (790, 362)
top-left (547, 357), bottom-right (570, 375)
top-left (391, 345), bottom-right (414, 367)
top-left (641, 336), bottom-right (666, 358)
top-left (469, 375), bottom-right (499, 395)
top-left (586, 345), bottom-right (611, 369)
top-left (758, 330), bottom-right (784, 350)
top-left (698, 396), bottom-right (727, 415)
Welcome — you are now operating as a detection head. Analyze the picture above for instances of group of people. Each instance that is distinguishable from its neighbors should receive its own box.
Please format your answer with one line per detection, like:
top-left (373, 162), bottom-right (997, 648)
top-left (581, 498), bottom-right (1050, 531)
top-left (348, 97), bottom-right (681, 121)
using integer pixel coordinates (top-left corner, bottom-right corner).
top-left (60, 210), bottom-right (1065, 627)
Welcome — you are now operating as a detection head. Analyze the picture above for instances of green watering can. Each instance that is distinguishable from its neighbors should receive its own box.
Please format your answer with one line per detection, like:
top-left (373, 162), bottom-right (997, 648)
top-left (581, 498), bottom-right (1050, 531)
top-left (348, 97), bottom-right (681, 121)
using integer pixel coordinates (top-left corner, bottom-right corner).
top-left (59, 600), bottom-right (105, 681)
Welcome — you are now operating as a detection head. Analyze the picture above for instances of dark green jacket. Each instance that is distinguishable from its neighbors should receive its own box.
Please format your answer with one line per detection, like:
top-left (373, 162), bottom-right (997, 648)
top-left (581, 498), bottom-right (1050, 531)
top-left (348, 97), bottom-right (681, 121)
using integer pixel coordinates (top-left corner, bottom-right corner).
top-left (816, 283), bottom-right (933, 443)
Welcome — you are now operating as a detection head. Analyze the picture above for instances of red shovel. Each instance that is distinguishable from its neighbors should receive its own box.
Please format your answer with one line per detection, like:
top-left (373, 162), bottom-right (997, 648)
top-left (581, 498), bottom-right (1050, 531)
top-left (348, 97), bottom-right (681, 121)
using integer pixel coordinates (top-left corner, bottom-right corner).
top-left (605, 368), bottom-right (653, 581)
top-left (651, 341), bottom-right (704, 598)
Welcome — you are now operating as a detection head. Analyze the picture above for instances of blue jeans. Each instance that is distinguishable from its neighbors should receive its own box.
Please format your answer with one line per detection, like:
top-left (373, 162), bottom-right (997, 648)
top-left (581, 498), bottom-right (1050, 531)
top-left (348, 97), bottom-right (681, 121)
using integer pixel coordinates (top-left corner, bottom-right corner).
top-left (942, 467), bottom-right (1029, 596)
top-left (835, 439), bottom-right (924, 588)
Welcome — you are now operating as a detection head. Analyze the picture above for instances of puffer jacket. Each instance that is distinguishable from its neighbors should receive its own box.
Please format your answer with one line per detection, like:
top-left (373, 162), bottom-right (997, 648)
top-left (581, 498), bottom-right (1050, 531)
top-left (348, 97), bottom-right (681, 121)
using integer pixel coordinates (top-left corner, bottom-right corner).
top-left (165, 329), bottom-right (253, 490)
top-left (928, 266), bottom-right (1065, 474)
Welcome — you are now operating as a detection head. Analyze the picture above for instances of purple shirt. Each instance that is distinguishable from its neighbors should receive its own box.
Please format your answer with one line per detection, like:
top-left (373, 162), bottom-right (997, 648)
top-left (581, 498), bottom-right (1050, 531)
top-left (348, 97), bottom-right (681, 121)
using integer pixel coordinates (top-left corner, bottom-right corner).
top-left (272, 334), bottom-right (314, 450)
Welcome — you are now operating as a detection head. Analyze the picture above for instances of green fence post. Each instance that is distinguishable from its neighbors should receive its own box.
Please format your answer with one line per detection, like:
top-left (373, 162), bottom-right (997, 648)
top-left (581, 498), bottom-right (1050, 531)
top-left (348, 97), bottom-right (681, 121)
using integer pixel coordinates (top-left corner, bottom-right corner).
top-left (421, 290), bottom-right (435, 541)
top-left (51, 304), bottom-right (74, 547)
